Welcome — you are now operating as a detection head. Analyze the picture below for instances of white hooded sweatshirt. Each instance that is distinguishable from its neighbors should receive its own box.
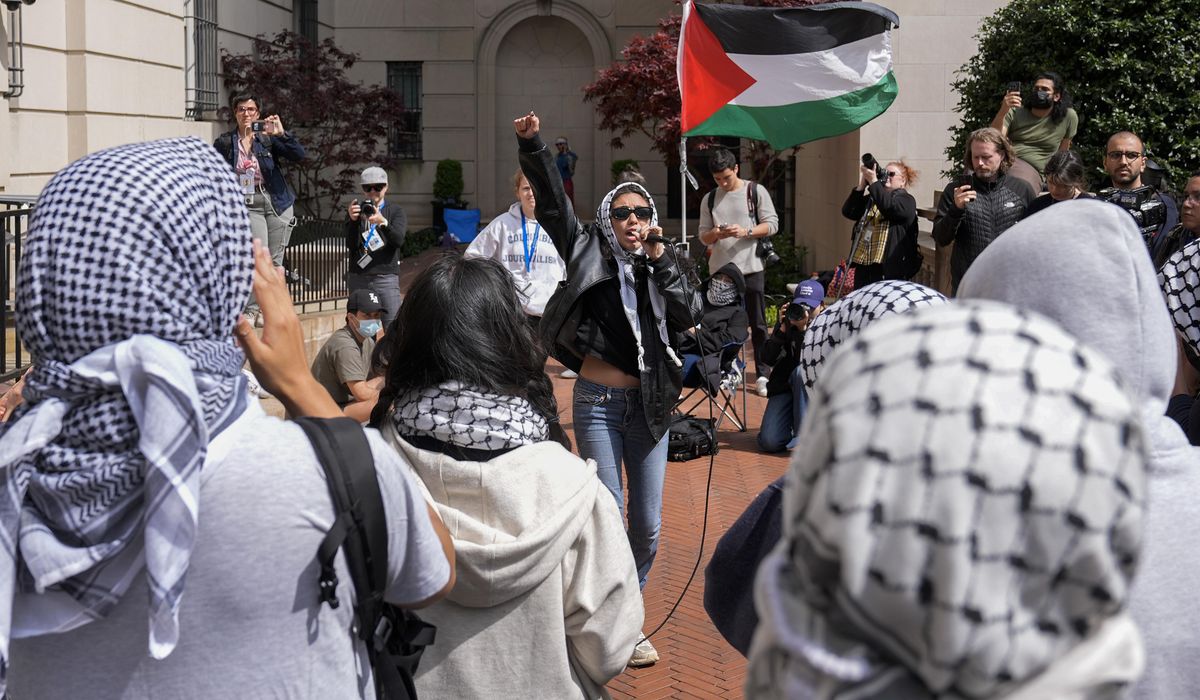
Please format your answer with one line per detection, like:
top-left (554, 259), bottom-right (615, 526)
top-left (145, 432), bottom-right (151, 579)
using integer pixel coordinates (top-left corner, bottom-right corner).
top-left (958, 199), bottom-right (1200, 699)
top-left (465, 202), bottom-right (566, 317)
top-left (380, 426), bottom-right (643, 699)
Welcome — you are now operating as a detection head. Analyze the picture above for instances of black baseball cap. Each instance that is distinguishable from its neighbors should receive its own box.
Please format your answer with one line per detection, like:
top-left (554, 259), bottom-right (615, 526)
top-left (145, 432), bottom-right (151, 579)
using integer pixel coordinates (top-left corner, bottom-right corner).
top-left (348, 289), bottom-right (384, 313)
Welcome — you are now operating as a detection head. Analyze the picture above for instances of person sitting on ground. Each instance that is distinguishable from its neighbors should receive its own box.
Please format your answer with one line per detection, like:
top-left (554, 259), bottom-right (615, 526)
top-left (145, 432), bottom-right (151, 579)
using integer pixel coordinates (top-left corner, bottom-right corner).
top-left (464, 168), bottom-right (566, 335)
top-left (1, 138), bottom-right (454, 699)
top-left (840, 158), bottom-right (922, 286)
top-left (756, 280), bottom-right (825, 453)
top-left (1023, 149), bottom-right (1094, 218)
top-left (956, 199), bottom-right (1200, 699)
top-left (366, 254), bottom-right (643, 699)
top-left (311, 289), bottom-right (385, 412)
top-left (680, 262), bottom-right (749, 394)
top-left (747, 301), bottom-right (1147, 699)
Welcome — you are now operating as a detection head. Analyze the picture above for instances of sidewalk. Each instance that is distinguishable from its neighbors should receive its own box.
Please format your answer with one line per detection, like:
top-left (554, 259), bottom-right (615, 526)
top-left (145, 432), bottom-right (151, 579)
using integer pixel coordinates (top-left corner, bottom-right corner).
top-left (544, 359), bottom-right (790, 699)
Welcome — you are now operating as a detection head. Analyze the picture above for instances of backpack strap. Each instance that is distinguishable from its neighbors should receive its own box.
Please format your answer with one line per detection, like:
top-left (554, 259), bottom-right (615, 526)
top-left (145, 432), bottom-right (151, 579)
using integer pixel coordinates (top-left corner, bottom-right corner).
top-left (298, 416), bottom-right (427, 699)
top-left (745, 179), bottom-right (759, 225)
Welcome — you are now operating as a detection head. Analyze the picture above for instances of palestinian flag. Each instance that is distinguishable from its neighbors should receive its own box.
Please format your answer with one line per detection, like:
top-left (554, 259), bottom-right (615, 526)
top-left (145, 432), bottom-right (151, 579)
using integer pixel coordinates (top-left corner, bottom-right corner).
top-left (677, 1), bottom-right (899, 150)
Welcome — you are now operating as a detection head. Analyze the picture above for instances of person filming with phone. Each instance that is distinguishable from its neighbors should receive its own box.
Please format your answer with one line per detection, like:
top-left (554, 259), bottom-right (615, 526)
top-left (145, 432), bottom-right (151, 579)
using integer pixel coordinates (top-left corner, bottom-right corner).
top-left (990, 72), bottom-right (1078, 193)
top-left (932, 127), bottom-right (1036, 293)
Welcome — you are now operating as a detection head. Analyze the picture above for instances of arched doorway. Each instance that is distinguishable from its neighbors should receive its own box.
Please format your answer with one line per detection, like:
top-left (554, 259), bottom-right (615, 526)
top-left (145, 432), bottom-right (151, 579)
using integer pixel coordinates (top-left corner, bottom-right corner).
top-left (493, 16), bottom-right (595, 215)
top-left (476, 1), bottom-right (612, 219)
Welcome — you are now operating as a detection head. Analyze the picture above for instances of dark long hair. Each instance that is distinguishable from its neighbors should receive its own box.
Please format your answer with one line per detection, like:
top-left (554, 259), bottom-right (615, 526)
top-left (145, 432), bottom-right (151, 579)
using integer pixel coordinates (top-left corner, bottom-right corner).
top-left (1036, 71), bottom-right (1072, 124)
top-left (367, 255), bottom-right (570, 448)
top-left (1042, 149), bottom-right (1087, 191)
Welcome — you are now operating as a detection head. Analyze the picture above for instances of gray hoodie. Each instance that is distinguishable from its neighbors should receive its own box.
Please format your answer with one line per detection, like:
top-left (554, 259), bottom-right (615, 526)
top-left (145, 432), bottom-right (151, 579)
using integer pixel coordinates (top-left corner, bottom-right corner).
top-left (380, 427), bottom-right (644, 700)
top-left (958, 199), bottom-right (1200, 699)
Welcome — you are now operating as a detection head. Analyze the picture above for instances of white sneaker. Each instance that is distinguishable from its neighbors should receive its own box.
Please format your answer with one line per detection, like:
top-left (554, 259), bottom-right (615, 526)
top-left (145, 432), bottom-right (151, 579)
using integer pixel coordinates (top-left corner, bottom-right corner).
top-left (755, 376), bottom-right (769, 397)
top-left (560, 369), bottom-right (578, 379)
top-left (629, 634), bottom-right (659, 668)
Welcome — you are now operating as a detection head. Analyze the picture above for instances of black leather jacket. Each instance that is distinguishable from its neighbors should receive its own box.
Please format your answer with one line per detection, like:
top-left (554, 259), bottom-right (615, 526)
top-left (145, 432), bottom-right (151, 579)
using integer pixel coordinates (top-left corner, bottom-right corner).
top-left (518, 134), bottom-right (702, 441)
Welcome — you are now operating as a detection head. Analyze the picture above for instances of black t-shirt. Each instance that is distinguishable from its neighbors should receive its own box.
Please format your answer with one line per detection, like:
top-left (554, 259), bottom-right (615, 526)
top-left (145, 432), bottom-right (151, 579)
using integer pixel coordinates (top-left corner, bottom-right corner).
top-left (574, 265), bottom-right (658, 378)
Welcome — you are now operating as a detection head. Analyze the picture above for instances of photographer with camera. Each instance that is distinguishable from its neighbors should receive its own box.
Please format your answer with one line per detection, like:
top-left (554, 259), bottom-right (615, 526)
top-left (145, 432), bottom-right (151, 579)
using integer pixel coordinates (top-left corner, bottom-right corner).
top-left (840, 156), bottom-right (921, 287)
top-left (1100, 131), bottom-right (1178, 258)
top-left (990, 72), bottom-right (1078, 193)
top-left (756, 280), bottom-right (824, 453)
top-left (698, 148), bottom-right (780, 396)
top-left (213, 94), bottom-right (306, 320)
top-left (345, 166), bottom-right (407, 328)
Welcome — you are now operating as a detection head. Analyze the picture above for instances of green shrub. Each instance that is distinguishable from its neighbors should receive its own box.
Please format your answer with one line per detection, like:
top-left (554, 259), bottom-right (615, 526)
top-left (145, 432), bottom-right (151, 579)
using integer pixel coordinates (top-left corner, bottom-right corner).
top-left (433, 159), bottom-right (464, 202)
top-left (946, 1), bottom-right (1200, 189)
top-left (611, 159), bottom-right (640, 184)
top-left (400, 226), bottom-right (439, 258)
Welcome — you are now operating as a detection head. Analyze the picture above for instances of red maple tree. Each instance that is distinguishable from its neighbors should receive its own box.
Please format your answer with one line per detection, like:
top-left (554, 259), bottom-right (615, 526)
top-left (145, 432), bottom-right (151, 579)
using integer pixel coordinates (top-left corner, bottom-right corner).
top-left (220, 32), bottom-right (412, 219)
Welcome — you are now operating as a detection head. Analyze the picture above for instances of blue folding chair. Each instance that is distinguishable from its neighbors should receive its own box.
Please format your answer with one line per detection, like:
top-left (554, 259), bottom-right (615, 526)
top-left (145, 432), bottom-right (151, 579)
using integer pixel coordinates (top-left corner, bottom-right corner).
top-left (674, 339), bottom-right (748, 432)
top-left (443, 208), bottom-right (482, 244)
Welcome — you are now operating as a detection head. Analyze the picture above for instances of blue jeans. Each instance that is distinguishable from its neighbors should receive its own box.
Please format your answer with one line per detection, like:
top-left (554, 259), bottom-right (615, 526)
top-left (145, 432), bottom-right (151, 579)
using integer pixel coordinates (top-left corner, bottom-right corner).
top-left (573, 377), bottom-right (669, 589)
top-left (757, 366), bottom-right (808, 453)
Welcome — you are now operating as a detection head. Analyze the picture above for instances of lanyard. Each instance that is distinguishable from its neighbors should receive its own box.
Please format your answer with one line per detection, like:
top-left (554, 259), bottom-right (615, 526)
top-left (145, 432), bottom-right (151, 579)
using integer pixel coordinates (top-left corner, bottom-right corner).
top-left (520, 210), bottom-right (540, 273)
top-left (364, 200), bottom-right (386, 248)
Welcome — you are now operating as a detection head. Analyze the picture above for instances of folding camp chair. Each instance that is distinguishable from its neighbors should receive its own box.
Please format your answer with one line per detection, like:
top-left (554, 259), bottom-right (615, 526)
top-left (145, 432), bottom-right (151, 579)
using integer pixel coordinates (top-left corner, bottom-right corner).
top-left (674, 339), bottom-right (747, 432)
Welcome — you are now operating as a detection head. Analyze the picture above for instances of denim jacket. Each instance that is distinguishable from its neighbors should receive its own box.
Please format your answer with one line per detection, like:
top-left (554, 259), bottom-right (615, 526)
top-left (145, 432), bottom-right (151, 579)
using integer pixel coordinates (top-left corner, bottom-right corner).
top-left (213, 129), bottom-right (306, 214)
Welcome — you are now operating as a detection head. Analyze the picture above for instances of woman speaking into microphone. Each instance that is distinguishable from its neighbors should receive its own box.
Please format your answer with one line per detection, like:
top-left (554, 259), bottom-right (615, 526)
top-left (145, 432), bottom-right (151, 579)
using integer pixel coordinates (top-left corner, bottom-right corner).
top-left (513, 112), bottom-right (701, 668)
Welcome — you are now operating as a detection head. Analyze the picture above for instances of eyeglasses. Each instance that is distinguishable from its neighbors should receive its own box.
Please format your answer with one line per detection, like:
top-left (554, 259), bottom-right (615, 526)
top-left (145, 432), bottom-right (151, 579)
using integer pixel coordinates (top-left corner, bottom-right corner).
top-left (1183, 192), bottom-right (1200, 205)
top-left (362, 184), bottom-right (385, 192)
top-left (235, 106), bottom-right (259, 114)
top-left (884, 170), bottom-right (899, 179)
top-left (610, 206), bottom-right (654, 221)
top-left (1106, 150), bottom-right (1143, 161)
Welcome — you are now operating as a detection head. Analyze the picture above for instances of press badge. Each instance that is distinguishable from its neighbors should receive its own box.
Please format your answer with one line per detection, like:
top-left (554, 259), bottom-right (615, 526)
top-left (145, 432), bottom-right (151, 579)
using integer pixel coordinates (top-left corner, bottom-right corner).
top-left (238, 172), bottom-right (255, 196)
top-left (362, 227), bottom-right (385, 252)
top-left (357, 252), bottom-right (373, 268)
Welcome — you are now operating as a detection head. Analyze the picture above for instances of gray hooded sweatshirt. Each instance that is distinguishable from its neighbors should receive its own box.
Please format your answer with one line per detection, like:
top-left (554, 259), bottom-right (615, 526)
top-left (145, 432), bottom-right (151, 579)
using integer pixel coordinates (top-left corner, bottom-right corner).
top-left (380, 427), bottom-right (644, 700)
top-left (958, 199), bottom-right (1200, 699)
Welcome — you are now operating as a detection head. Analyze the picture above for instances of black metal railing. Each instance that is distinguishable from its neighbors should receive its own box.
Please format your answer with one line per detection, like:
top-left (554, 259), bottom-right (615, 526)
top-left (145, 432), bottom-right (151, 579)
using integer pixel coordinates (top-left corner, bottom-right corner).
top-left (0, 197), bottom-right (34, 382)
top-left (184, 0), bottom-right (219, 120)
top-left (284, 217), bottom-right (348, 314)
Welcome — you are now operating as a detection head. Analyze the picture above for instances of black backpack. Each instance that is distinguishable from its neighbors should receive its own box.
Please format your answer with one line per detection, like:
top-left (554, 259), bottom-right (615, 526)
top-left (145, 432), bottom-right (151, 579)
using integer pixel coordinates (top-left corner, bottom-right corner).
top-left (667, 413), bottom-right (719, 462)
top-left (296, 417), bottom-right (438, 700)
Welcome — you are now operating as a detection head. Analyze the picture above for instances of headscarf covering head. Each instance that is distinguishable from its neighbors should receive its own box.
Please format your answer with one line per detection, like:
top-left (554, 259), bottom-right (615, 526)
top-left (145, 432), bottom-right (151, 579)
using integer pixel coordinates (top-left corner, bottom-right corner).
top-left (0, 137), bottom-right (252, 690)
top-left (749, 301), bottom-right (1147, 698)
top-left (799, 280), bottom-right (948, 389)
top-left (1160, 238), bottom-right (1200, 357)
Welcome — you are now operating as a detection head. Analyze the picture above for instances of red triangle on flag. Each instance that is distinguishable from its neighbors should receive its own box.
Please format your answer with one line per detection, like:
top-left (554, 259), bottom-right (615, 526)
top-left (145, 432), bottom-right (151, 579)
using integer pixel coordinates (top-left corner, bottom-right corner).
top-left (680, 6), bottom-right (756, 132)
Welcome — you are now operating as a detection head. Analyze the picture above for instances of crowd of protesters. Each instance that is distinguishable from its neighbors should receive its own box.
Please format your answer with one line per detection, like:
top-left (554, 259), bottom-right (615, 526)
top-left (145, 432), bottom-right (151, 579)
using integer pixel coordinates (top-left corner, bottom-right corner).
top-left (1, 67), bottom-right (1200, 700)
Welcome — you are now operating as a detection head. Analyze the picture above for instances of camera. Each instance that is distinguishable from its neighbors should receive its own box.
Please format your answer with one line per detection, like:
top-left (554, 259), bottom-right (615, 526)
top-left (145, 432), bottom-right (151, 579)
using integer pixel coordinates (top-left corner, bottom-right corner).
top-left (785, 302), bottom-right (813, 322)
top-left (755, 237), bottom-right (781, 266)
top-left (861, 153), bottom-right (886, 181)
top-left (1098, 185), bottom-right (1166, 246)
top-left (250, 120), bottom-right (266, 133)
top-left (359, 200), bottom-right (377, 219)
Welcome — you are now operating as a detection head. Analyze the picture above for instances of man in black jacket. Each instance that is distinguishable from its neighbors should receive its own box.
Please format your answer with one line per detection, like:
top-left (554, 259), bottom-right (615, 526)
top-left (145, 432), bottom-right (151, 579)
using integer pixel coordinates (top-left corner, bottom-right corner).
top-left (932, 127), bottom-right (1036, 293)
top-left (346, 166), bottom-right (407, 328)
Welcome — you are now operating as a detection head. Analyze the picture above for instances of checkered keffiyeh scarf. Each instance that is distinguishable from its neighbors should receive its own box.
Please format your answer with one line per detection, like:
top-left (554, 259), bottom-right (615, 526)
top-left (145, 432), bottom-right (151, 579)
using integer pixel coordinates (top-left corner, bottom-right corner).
top-left (1159, 239), bottom-right (1200, 354)
top-left (747, 302), bottom-right (1147, 699)
top-left (0, 138), bottom-right (253, 689)
top-left (391, 381), bottom-right (549, 451)
top-left (800, 280), bottom-right (948, 390)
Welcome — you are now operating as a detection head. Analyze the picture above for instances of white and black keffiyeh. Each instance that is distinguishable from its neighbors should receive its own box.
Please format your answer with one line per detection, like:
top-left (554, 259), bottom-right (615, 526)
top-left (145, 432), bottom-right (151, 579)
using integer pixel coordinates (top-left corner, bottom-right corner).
top-left (595, 183), bottom-right (682, 372)
top-left (1159, 239), bottom-right (1200, 353)
top-left (392, 381), bottom-right (549, 451)
top-left (748, 301), bottom-right (1147, 699)
top-left (799, 280), bottom-right (948, 389)
top-left (0, 138), bottom-right (252, 689)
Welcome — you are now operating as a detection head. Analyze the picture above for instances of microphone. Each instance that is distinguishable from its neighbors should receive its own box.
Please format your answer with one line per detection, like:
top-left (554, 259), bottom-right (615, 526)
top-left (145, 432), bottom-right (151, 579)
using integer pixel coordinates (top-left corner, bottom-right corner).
top-left (644, 234), bottom-right (671, 245)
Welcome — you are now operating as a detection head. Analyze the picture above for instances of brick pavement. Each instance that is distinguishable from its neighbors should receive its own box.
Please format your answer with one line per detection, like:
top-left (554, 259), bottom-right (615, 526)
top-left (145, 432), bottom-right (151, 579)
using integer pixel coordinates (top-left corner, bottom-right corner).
top-left (545, 358), bottom-right (791, 700)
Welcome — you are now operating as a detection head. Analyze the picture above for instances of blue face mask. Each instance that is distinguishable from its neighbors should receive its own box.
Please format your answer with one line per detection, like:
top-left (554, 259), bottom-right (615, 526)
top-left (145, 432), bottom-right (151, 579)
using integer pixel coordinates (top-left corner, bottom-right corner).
top-left (358, 318), bottom-right (382, 337)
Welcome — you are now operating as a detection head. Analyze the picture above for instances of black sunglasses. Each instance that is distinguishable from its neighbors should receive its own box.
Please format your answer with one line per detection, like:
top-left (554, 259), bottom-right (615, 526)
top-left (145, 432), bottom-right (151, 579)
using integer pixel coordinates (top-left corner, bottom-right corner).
top-left (884, 170), bottom-right (900, 178)
top-left (362, 184), bottom-right (385, 192)
top-left (610, 206), bottom-right (654, 221)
